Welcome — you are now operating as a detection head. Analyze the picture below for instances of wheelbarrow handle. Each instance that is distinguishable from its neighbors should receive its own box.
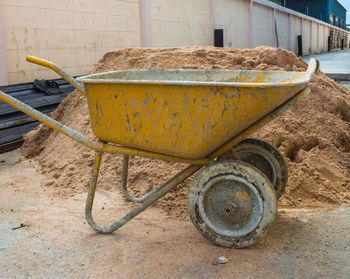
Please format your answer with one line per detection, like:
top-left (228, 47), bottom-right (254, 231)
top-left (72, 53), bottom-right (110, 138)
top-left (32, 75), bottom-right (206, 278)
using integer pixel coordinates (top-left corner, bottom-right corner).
top-left (26, 55), bottom-right (86, 96)
top-left (306, 58), bottom-right (320, 79)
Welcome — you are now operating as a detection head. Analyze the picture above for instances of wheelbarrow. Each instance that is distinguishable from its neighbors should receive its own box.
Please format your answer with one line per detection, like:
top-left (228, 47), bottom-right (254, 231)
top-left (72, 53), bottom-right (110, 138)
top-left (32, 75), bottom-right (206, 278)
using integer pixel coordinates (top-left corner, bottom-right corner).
top-left (0, 56), bottom-right (319, 248)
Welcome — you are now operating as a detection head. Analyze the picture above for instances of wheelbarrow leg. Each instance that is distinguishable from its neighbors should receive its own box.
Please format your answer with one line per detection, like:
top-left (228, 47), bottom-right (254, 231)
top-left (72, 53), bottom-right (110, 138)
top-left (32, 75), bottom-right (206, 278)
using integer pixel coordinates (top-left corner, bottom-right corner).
top-left (85, 151), bottom-right (202, 234)
top-left (120, 155), bottom-right (169, 203)
top-left (120, 155), bottom-right (145, 203)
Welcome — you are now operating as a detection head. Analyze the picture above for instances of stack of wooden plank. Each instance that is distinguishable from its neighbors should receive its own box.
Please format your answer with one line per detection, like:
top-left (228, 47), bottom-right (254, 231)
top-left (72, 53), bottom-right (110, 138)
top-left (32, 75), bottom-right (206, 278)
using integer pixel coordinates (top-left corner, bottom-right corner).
top-left (0, 79), bottom-right (74, 153)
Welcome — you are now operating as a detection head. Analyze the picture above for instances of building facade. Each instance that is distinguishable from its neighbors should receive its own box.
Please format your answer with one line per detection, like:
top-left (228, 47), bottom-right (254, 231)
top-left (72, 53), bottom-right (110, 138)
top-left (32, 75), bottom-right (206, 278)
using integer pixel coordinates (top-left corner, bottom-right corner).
top-left (0, 0), bottom-right (349, 85)
top-left (270, 0), bottom-right (347, 29)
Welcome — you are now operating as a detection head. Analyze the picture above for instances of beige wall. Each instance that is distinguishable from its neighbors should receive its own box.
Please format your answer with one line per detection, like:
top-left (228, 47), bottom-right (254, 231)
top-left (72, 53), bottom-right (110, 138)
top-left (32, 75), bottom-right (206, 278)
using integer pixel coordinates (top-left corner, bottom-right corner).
top-left (214, 0), bottom-right (339, 56)
top-left (1, 0), bottom-right (211, 84)
top-left (0, 0), bottom-right (348, 85)
top-left (311, 22), bottom-right (317, 53)
top-left (324, 26), bottom-right (330, 51)
top-left (302, 20), bottom-right (310, 54)
top-left (252, 4), bottom-right (274, 47)
top-left (290, 15), bottom-right (301, 53)
top-left (276, 11), bottom-right (289, 50)
top-left (0, 0), bottom-right (7, 84)
top-left (150, 0), bottom-right (209, 47)
top-left (1, 0), bottom-right (140, 84)
top-left (215, 0), bottom-right (249, 48)
top-left (318, 24), bottom-right (325, 53)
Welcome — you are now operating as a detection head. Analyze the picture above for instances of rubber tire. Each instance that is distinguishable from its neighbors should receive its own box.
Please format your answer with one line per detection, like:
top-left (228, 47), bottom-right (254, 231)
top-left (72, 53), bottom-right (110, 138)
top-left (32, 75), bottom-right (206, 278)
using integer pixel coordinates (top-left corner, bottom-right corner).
top-left (217, 137), bottom-right (288, 199)
top-left (188, 161), bottom-right (277, 248)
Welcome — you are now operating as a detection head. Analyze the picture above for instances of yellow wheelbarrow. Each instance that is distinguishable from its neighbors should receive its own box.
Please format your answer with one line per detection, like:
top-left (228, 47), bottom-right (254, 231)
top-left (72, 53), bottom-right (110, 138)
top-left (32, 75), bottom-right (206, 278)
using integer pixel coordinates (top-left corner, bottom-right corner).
top-left (0, 56), bottom-right (318, 248)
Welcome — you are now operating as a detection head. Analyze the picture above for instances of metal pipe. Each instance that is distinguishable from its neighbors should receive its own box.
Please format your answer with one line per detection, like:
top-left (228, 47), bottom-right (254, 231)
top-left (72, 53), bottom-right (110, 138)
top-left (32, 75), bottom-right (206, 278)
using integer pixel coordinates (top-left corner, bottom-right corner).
top-left (120, 154), bottom-right (158, 203)
top-left (85, 151), bottom-right (201, 234)
top-left (121, 153), bottom-right (189, 203)
top-left (300, 17), bottom-right (303, 38)
top-left (120, 155), bottom-right (130, 196)
top-left (26, 56), bottom-right (86, 96)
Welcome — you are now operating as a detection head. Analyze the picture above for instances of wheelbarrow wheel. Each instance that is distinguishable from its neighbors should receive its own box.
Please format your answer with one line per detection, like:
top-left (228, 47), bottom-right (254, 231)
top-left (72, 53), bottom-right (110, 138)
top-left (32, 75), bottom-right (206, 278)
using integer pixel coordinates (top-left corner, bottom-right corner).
top-left (217, 137), bottom-right (288, 199)
top-left (187, 161), bottom-right (277, 248)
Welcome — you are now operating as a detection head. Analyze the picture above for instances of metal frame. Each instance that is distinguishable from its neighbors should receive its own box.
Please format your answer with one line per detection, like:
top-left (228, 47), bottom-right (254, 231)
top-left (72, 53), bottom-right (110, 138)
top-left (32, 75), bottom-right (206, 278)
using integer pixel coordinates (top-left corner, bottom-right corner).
top-left (84, 87), bottom-right (311, 233)
top-left (0, 54), bottom-right (314, 234)
top-left (0, 86), bottom-right (311, 233)
top-left (85, 152), bottom-right (202, 233)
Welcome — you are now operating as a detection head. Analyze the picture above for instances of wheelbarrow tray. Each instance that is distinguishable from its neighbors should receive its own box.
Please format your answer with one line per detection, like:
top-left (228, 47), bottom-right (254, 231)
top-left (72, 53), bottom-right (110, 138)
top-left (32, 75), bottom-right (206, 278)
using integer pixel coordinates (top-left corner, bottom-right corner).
top-left (77, 68), bottom-right (312, 159)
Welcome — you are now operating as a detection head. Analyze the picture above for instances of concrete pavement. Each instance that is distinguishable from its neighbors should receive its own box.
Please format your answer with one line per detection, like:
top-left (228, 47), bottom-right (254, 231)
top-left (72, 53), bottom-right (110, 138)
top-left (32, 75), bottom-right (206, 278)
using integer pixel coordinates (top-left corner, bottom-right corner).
top-left (304, 49), bottom-right (350, 90)
top-left (303, 49), bottom-right (350, 75)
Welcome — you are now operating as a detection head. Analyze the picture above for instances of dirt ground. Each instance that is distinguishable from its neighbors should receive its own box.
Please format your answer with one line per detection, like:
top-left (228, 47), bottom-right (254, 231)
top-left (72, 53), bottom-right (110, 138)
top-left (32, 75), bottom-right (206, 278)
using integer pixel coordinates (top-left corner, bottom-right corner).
top-left (0, 150), bottom-right (349, 279)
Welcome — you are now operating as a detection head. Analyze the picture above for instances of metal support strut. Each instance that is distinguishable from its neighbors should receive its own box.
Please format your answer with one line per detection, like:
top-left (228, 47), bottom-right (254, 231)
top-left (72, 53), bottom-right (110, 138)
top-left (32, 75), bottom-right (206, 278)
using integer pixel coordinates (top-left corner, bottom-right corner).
top-left (85, 151), bottom-right (201, 234)
top-left (121, 155), bottom-right (170, 203)
top-left (84, 88), bottom-right (312, 233)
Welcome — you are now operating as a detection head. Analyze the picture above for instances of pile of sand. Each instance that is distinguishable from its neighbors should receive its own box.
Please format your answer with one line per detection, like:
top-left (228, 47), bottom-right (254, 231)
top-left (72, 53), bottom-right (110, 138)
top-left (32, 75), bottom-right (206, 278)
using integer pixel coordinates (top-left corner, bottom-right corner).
top-left (21, 46), bottom-right (350, 218)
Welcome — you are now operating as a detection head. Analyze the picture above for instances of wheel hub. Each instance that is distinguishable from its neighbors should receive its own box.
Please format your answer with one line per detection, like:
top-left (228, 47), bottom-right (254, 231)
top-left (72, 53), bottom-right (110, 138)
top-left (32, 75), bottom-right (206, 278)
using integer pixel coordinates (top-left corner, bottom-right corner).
top-left (224, 203), bottom-right (237, 215)
top-left (198, 175), bottom-right (263, 237)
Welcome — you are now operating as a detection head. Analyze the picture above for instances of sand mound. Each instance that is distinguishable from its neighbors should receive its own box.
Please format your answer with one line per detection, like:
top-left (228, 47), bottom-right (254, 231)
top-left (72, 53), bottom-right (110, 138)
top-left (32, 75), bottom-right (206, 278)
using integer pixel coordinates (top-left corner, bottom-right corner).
top-left (21, 46), bottom-right (350, 218)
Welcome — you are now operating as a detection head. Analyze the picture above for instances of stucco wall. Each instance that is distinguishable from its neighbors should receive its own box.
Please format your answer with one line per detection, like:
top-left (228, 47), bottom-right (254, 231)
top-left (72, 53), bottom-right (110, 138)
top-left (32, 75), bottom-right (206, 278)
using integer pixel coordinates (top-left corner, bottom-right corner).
top-left (0, 0), bottom-right (348, 85)
top-left (1, 0), bottom-right (140, 84)
top-left (0, 0), bottom-right (7, 85)
top-left (215, 0), bottom-right (249, 48)
top-left (150, 0), bottom-right (209, 47)
top-left (290, 15), bottom-right (301, 54)
top-left (214, 0), bottom-right (333, 56)
top-left (275, 11), bottom-right (289, 50)
top-left (310, 22), bottom-right (319, 53)
top-left (252, 3), bottom-right (274, 47)
top-left (302, 20), bottom-right (311, 54)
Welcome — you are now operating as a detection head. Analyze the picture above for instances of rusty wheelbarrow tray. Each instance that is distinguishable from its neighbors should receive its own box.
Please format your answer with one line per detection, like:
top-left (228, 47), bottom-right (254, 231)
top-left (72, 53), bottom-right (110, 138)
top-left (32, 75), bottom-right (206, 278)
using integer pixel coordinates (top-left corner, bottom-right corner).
top-left (0, 56), bottom-right (318, 248)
